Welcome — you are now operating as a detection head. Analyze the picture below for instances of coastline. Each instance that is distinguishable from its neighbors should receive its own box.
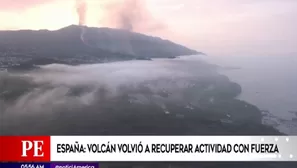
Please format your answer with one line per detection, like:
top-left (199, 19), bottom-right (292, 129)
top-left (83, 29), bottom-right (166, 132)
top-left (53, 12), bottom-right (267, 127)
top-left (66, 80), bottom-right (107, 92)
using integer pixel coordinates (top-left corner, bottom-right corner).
top-left (203, 55), bottom-right (297, 135)
top-left (216, 74), bottom-right (284, 135)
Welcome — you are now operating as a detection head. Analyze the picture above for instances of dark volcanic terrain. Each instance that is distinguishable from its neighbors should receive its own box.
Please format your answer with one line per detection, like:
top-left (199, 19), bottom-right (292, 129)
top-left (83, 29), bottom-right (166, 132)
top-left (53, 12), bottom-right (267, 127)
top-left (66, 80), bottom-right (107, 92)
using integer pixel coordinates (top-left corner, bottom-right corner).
top-left (0, 25), bottom-right (199, 70)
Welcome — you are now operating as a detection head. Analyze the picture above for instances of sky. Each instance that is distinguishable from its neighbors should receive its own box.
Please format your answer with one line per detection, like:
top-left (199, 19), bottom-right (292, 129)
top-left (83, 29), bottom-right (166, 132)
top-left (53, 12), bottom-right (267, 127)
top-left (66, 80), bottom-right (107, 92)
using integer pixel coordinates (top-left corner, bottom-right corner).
top-left (0, 0), bottom-right (297, 56)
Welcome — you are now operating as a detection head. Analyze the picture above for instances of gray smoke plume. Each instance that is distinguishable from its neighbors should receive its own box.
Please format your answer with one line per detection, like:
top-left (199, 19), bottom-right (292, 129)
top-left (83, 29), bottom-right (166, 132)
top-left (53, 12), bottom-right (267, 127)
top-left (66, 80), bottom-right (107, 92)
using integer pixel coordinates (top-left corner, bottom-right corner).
top-left (75, 0), bottom-right (89, 47)
top-left (118, 0), bottom-right (142, 31)
top-left (101, 0), bottom-right (165, 32)
top-left (76, 0), bottom-right (87, 26)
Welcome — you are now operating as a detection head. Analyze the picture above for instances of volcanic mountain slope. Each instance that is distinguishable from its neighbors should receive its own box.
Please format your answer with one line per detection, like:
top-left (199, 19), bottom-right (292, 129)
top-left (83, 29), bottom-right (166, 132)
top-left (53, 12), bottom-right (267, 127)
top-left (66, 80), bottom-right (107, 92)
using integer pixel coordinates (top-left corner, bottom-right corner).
top-left (0, 25), bottom-right (199, 67)
top-left (79, 26), bottom-right (199, 58)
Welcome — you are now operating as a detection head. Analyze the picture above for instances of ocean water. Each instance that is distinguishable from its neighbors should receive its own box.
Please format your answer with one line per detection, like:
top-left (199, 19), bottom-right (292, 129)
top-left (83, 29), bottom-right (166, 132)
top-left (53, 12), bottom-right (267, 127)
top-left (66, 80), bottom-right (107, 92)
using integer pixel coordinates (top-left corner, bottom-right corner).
top-left (201, 55), bottom-right (297, 135)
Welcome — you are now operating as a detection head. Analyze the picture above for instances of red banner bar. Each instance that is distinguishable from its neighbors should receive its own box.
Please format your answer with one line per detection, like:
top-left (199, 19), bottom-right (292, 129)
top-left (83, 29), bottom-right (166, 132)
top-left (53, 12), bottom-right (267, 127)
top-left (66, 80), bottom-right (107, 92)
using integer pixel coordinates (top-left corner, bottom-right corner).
top-left (0, 136), bottom-right (51, 162)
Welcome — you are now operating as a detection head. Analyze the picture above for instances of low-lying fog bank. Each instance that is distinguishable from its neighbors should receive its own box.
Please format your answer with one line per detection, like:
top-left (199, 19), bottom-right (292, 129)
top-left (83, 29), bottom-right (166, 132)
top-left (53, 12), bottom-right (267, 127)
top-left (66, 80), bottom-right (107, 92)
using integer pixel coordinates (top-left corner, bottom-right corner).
top-left (0, 56), bottom-right (281, 135)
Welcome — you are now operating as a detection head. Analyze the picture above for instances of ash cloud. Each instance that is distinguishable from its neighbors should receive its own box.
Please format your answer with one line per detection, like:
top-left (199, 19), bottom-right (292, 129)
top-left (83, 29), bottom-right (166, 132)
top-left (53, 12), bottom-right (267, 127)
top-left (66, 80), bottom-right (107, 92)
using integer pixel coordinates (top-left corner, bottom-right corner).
top-left (76, 0), bottom-right (87, 25)
top-left (117, 0), bottom-right (143, 31)
top-left (101, 0), bottom-right (166, 32)
top-left (0, 56), bottom-right (208, 115)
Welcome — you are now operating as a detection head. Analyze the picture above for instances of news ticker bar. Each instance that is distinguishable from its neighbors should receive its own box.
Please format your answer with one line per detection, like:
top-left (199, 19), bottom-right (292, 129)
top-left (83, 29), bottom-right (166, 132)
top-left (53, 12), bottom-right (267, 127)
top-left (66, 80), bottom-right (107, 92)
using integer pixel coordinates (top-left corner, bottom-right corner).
top-left (0, 163), bottom-right (98, 168)
top-left (1, 136), bottom-right (297, 162)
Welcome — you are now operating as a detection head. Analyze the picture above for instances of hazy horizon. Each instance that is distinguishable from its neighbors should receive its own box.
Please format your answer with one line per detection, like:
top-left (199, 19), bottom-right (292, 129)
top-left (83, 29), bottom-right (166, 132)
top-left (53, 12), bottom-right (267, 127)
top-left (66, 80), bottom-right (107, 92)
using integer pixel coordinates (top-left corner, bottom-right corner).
top-left (1, 0), bottom-right (297, 57)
